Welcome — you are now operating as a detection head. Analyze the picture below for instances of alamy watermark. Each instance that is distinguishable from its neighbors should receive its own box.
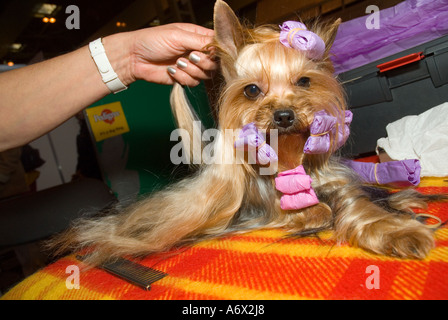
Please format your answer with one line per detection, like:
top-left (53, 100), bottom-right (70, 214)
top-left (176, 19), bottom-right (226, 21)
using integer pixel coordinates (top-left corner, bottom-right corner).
top-left (365, 5), bottom-right (380, 30)
top-left (66, 265), bottom-right (80, 289)
top-left (169, 121), bottom-right (278, 175)
top-left (66, 5), bottom-right (80, 30)
top-left (365, 265), bottom-right (380, 289)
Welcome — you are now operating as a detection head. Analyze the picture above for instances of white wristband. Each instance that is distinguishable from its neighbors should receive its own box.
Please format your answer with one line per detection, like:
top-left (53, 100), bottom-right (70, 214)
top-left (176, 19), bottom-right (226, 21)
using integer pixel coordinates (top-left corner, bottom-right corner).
top-left (89, 38), bottom-right (127, 94)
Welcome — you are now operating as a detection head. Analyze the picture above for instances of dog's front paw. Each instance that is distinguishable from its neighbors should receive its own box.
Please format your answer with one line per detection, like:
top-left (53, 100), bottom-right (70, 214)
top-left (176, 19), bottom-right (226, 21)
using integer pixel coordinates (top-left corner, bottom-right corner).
top-left (354, 217), bottom-right (435, 260)
top-left (381, 221), bottom-right (434, 259)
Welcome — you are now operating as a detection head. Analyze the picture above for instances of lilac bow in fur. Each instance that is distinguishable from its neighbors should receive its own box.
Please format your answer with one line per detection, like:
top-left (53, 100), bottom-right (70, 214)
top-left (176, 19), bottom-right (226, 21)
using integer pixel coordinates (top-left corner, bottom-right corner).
top-left (279, 21), bottom-right (326, 60)
top-left (234, 123), bottom-right (278, 165)
top-left (303, 110), bottom-right (353, 154)
top-left (343, 159), bottom-right (421, 187)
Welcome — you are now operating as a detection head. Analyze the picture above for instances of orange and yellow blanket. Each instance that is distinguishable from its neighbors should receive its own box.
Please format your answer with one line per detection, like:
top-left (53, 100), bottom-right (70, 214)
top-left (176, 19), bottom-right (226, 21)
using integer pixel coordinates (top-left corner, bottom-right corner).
top-left (3, 177), bottom-right (448, 300)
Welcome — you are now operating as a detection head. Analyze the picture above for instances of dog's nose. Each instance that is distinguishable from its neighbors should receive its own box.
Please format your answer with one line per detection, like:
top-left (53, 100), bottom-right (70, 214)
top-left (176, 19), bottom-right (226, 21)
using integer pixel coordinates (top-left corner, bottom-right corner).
top-left (273, 109), bottom-right (295, 128)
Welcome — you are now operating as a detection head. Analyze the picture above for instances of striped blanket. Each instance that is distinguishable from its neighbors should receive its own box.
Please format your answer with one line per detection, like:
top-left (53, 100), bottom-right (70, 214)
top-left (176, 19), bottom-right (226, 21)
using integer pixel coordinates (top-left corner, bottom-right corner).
top-left (3, 177), bottom-right (448, 300)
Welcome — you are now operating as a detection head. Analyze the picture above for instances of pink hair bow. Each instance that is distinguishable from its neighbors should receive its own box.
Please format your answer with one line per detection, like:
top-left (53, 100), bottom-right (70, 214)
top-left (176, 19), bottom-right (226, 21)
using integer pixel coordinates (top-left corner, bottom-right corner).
top-left (275, 165), bottom-right (319, 210)
top-left (279, 21), bottom-right (326, 60)
top-left (234, 123), bottom-right (278, 165)
top-left (304, 110), bottom-right (353, 154)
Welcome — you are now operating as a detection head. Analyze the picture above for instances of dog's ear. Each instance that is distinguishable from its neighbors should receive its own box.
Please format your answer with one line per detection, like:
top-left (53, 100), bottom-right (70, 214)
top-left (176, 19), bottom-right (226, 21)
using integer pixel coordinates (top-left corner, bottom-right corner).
top-left (213, 0), bottom-right (245, 79)
top-left (322, 18), bottom-right (341, 55)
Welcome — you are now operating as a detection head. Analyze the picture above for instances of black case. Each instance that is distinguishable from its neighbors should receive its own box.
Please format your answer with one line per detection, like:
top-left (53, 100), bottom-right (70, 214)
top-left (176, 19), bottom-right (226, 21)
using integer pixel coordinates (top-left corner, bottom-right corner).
top-left (338, 34), bottom-right (448, 157)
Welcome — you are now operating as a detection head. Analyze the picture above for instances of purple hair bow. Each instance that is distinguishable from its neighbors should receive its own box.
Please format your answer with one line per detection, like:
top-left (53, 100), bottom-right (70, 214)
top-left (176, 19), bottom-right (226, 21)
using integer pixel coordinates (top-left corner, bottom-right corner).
top-left (234, 123), bottom-right (278, 165)
top-left (343, 159), bottom-right (421, 187)
top-left (304, 110), bottom-right (353, 154)
top-left (279, 21), bottom-right (326, 60)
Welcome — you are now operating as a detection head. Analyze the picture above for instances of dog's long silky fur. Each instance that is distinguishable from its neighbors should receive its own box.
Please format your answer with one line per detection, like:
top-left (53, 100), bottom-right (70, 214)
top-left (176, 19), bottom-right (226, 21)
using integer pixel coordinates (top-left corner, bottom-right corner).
top-left (50, 0), bottom-right (442, 266)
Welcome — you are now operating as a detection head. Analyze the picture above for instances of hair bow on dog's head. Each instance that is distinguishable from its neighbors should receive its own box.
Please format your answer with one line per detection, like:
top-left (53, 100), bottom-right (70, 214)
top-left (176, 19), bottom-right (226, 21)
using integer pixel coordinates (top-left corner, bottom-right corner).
top-left (279, 21), bottom-right (326, 60)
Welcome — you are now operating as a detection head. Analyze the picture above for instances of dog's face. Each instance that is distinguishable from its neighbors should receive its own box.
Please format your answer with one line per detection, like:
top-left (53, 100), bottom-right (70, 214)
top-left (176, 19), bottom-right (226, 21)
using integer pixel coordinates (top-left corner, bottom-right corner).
top-left (213, 1), bottom-right (345, 169)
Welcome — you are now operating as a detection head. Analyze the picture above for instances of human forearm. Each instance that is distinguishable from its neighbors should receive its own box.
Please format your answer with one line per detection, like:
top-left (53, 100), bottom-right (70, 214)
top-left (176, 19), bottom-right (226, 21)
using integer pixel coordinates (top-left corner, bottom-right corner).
top-left (0, 24), bottom-right (215, 151)
top-left (0, 32), bottom-right (134, 151)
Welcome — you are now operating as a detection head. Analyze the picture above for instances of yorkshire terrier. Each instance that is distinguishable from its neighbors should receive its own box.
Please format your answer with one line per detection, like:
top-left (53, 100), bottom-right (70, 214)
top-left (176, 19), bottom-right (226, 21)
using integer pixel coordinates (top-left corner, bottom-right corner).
top-left (52, 0), bottom-right (442, 266)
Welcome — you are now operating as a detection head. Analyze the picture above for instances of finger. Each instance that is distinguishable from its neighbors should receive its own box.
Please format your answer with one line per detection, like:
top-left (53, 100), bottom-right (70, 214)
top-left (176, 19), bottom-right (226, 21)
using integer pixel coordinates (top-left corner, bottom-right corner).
top-left (173, 23), bottom-right (215, 37)
top-left (188, 51), bottom-right (218, 72)
top-left (167, 66), bottom-right (201, 87)
top-left (176, 58), bottom-right (210, 80)
top-left (175, 28), bottom-right (214, 52)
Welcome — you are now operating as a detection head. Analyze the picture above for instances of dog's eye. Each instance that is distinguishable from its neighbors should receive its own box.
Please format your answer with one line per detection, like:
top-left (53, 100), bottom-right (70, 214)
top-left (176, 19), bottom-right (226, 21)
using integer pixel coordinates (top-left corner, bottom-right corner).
top-left (296, 77), bottom-right (310, 88)
top-left (244, 84), bottom-right (262, 99)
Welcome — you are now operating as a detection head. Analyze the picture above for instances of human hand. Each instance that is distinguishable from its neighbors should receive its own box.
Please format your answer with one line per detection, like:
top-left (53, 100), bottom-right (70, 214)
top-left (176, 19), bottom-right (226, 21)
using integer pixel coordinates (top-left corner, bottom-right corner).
top-left (128, 23), bottom-right (217, 87)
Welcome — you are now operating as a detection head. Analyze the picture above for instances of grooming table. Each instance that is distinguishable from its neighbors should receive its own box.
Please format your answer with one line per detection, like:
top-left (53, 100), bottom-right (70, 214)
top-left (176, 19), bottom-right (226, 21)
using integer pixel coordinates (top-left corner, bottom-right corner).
top-left (3, 171), bottom-right (447, 300)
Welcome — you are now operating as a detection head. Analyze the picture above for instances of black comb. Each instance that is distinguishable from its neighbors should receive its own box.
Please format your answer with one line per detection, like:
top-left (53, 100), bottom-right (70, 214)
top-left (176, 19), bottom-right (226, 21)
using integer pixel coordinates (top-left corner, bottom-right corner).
top-left (77, 255), bottom-right (168, 291)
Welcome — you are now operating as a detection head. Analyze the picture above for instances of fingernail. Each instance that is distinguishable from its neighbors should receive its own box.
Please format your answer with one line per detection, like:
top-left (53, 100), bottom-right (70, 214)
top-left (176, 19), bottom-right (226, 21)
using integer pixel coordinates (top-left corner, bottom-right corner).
top-left (177, 60), bottom-right (188, 69)
top-left (167, 66), bottom-right (176, 75)
top-left (189, 53), bottom-right (201, 64)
